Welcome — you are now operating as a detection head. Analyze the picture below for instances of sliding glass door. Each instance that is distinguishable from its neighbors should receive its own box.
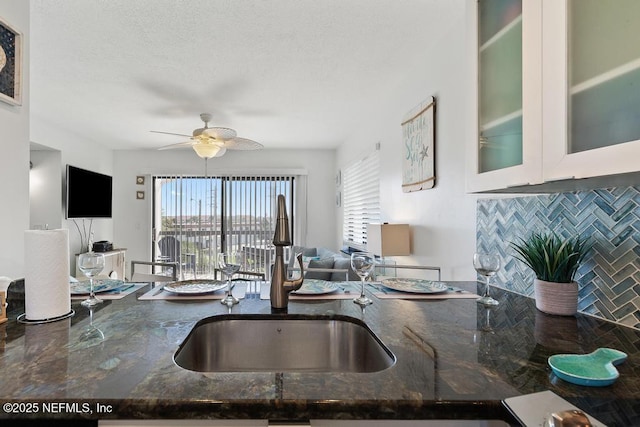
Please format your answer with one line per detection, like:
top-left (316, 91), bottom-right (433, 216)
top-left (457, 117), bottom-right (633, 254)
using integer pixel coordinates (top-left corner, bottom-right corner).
top-left (153, 175), bottom-right (294, 280)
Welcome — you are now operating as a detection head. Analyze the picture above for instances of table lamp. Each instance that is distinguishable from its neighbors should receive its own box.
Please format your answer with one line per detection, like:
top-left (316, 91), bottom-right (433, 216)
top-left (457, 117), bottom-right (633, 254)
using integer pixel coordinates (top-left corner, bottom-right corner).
top-left (366, 224), bottom-right (410, 257)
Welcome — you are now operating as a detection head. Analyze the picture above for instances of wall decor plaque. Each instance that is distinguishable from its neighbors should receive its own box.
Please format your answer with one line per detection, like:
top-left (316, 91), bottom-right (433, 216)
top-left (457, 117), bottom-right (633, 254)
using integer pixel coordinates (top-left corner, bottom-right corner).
top-left (0, 16), bottom-right (22, 106)
top-left (401, 96), bottom-right (436, 192)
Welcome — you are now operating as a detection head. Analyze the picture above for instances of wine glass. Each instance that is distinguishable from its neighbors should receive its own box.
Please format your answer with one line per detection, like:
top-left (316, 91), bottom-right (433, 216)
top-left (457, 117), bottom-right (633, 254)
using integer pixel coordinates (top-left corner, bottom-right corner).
top-left (351, 252), bottom-right (376, 307)
top-left (480, 307), bottom-right (494, 333)
top-left (218, 252), bottom-right (241, 306)
top-left (78, 252), bottom-right (105, 307)
top-left (79, 306), bottom-right (105, 345)
top-left (473, 253), bottom-right (500, 306)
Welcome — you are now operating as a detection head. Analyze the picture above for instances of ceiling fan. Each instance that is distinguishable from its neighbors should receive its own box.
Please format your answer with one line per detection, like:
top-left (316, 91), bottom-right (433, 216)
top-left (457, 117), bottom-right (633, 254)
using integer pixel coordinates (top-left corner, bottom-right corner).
top-left (151, 113), bottom-right (263, 159)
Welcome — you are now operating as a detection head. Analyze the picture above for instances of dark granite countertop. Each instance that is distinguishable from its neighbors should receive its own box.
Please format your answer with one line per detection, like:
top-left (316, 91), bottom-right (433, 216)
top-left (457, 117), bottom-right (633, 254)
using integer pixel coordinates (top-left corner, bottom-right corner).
top-left (1, 282), bottom-right (639, 426)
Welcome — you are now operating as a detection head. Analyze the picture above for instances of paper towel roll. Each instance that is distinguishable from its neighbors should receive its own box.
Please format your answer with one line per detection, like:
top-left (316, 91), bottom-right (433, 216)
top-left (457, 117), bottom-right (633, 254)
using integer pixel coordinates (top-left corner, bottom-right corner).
top-left (24, 229), bottom-right (71, 321)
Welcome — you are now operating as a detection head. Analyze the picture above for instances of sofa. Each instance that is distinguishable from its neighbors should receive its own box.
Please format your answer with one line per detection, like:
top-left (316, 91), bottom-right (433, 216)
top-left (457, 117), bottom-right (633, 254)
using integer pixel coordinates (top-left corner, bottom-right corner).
top-left (288, 246), bottom-right (360, 281)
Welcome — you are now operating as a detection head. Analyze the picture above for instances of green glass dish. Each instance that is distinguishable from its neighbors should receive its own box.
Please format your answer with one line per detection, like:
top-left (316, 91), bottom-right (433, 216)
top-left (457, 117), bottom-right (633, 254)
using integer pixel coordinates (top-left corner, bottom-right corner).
top-left (548, 348), bottom-right (627, 387)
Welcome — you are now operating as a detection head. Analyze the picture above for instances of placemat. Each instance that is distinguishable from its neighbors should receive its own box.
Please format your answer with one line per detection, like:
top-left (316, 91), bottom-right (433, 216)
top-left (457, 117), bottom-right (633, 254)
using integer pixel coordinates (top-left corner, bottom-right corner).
top-left (368, 283), bottom-right (480, 300)
top-left (138, 282), bottom-right (247, 301)
top-left (260, 281), bottom-right (359, 300)
top-left (71, 283), bottom-right (146, 301)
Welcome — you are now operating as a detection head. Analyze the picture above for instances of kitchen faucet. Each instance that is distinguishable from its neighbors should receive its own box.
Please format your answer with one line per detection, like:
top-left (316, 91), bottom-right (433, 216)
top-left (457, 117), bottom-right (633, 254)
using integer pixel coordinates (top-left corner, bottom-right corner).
top-left (270, 194), bottom-right (304, 310)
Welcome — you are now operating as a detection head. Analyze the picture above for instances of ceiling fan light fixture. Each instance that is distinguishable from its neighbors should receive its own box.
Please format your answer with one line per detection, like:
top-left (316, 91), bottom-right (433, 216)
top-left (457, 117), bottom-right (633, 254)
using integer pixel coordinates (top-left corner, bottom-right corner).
top-left (192, 128), bottom-right (206, 138)
top-left (153, 113), bottom-right (263, 156)
top-left (192, 144), bottom-right (222, 159)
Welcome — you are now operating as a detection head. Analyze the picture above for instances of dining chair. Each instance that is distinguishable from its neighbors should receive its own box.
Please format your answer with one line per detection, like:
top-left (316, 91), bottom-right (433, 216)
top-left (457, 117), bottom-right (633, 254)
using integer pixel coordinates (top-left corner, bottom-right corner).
top-left (158, 236), bottom-right (196, 279)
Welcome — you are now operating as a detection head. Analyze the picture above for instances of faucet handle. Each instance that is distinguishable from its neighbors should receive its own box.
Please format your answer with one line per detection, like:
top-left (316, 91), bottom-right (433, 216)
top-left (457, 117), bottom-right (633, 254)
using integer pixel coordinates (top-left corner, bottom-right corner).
top-left (283, 253), bottom-right (304, 291)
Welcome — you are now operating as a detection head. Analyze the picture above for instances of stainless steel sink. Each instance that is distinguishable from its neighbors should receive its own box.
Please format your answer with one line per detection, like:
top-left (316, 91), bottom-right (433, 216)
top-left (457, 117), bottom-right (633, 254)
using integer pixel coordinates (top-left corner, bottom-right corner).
top-left (173, 314), bottom-right (396, 373)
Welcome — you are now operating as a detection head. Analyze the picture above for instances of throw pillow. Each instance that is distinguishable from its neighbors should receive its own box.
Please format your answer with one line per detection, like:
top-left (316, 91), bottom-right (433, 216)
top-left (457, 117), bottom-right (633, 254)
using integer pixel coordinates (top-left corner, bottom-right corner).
top-left (302, 247), bottom-right (318, 257)
top-left (305, 258), bottom-right (334, 281)
top-left (331, 258), bottom-right (360, 281)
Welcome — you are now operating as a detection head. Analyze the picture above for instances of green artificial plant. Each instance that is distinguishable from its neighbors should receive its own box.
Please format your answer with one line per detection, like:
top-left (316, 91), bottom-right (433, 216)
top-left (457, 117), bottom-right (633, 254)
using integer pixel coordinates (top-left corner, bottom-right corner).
top-left (510, 232), bottom-right (590, 283)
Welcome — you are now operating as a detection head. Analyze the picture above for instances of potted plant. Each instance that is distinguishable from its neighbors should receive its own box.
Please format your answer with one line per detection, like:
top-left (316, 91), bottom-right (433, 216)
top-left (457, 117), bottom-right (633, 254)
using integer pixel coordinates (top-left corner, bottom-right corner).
top-left (511, 232), bottom-right (590, 316)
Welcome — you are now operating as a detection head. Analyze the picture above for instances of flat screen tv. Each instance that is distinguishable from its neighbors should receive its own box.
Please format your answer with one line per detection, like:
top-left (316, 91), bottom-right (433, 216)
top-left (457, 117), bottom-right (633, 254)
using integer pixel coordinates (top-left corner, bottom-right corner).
top-left (65, 165), bottom-right (113, 219)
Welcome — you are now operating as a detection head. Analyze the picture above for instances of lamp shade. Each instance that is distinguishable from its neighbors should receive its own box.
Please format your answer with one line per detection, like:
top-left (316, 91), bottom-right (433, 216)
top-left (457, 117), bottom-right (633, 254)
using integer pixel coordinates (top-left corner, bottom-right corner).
top-left (366, 224), bottom-right (410, 256)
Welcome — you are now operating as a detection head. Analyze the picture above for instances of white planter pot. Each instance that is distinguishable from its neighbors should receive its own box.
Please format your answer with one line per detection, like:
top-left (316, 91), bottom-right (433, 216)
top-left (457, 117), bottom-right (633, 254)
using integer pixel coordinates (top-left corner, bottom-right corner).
top-left (534, 279), bottom-right (578, 316)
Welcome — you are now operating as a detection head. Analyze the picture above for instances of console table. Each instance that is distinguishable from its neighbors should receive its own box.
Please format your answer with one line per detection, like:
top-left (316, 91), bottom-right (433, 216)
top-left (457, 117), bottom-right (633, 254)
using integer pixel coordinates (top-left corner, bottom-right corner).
top-left (75, 248), bottom-right (126, 280)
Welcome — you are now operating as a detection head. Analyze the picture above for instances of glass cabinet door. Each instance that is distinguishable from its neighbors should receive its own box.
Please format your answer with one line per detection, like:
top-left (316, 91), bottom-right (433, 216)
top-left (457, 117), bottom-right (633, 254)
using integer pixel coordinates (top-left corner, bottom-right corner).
top-left (543, 0), bottom-right (640, 182)
top-left (468, 0), bottom-right (541, 192)
top-left (568, 0), bottom-right (640, 153)
top-left (478, 0), bottom-right (523, 173)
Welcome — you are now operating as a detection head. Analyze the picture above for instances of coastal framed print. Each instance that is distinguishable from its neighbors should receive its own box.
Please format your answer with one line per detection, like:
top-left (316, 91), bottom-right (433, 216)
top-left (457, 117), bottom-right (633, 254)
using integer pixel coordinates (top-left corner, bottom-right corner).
top-left (401, 96), bottom-right (436, 192)
top-left (0, 16), bottom-right (22, 106)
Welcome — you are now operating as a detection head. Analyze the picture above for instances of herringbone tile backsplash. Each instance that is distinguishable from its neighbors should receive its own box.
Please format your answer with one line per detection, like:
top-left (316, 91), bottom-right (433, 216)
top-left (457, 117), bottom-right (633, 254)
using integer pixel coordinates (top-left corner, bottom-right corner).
top-left (477, 186), bottom-right (640, 329)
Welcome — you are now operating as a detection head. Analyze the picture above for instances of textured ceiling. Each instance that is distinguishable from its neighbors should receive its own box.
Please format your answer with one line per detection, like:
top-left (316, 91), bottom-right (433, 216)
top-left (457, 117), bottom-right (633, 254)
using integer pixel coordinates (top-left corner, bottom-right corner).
top-left (30, 0), bottom-right (458, 151)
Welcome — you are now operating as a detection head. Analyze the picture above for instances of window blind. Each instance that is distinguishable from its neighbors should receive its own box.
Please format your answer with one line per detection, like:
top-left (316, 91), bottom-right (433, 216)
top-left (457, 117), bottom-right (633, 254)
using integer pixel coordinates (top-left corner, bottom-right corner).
top-left (342, 150), bottom-right (380, 250)
top-left (223, 176), bottom-right (293, 278)
top-left (153, 175), bottom-right (294, 280)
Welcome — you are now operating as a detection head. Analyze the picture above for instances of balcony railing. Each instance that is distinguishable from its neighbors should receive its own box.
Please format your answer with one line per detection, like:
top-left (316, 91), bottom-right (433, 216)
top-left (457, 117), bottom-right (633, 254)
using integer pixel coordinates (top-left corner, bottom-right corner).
top-left (157, 230), bottom-right (282, 281)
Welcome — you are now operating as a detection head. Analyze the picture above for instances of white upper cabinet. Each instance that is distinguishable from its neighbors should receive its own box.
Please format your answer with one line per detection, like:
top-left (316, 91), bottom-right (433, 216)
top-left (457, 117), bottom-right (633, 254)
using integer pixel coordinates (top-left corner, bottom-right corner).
top-left (542, 0), bottom-right (640, 182)
top-left (467, 0), bottom-right (640, 193)
top-left (467, 0), bottom-right (542, 193)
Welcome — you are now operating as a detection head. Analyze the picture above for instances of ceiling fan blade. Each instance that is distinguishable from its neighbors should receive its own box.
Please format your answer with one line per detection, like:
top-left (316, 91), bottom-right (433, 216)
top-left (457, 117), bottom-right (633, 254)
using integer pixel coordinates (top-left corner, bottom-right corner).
top-left (157, 141), bottom-right (194, 150)
top-left (202, 127), bottom-right (237, 140)
top-left (150, 130), bottom-right (192, 138)
top-left (152, 113), bottom-right (260, 155)
top-left (224, 137), bottom-right (264, 151)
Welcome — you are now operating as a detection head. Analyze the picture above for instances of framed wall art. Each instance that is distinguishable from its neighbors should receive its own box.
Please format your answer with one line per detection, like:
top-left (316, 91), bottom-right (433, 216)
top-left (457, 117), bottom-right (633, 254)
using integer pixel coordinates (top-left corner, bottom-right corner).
top-left (401, 96), bottom-right (436, 192)
top-left (0, 16), bottom-right (22, 106)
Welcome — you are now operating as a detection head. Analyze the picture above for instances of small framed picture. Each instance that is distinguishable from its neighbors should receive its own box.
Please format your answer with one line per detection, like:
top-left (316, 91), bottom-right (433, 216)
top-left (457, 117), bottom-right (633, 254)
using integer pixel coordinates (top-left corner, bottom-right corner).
top-left (0, 16), bottom-right (23, 106)
top-left (136, 191), bottom-right (145, 200)
top-left (136, 176), bottom-right (145, 185)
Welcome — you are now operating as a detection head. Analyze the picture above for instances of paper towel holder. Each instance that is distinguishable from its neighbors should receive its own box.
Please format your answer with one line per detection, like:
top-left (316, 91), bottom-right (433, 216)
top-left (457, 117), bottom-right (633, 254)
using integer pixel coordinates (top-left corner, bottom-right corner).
top-left (17, 310), bottom-right (75, 325)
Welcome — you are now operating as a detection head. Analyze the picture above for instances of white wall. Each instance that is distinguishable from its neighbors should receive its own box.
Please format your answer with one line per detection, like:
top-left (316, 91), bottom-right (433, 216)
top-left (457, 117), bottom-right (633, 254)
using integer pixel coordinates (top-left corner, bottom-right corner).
top-left (113, 148), bottom-right (335, 277)
top-left (336, 4), bottom-right (477, 281)
top-left (0, 1), bottom-right (29, 278)
top-left (29, 117), bottom-right (115, 273)
top-left (29, 148), bottom-right (62, 230)
top-left (0, 2), bottom-right (116, 278)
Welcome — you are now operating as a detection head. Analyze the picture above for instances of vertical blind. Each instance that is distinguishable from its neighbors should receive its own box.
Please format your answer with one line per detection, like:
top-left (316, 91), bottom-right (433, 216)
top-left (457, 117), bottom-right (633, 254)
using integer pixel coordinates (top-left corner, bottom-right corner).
top-left (342, 150), bottom-right (381, 250)
top-left (222, 176), bottom-right (293, 277)
top-left (153, 175), bottom-right (294, 279)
